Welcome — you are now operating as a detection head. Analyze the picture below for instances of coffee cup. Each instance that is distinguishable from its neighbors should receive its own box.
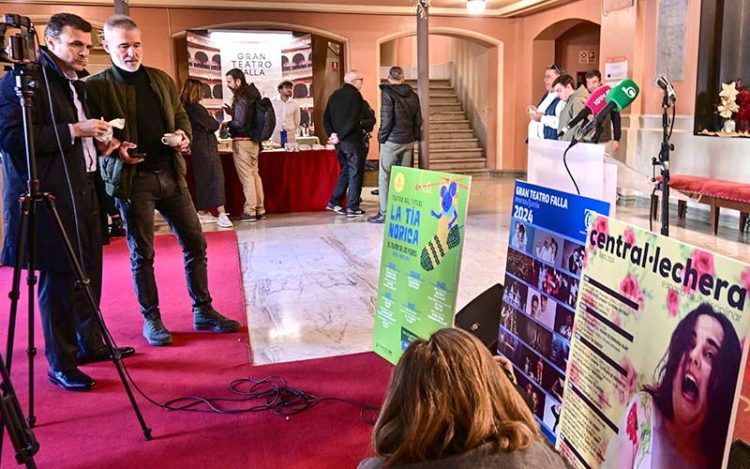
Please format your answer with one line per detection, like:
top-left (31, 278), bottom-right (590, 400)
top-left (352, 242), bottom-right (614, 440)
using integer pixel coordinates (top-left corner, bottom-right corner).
top-left (161, 132), bottom-right (183, 146)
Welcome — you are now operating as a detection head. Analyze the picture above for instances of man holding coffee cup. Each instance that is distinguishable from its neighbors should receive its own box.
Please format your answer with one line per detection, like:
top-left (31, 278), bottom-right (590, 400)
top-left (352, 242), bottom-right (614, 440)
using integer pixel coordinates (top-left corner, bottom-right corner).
top-left (87, 15), bottom-right (240, 347)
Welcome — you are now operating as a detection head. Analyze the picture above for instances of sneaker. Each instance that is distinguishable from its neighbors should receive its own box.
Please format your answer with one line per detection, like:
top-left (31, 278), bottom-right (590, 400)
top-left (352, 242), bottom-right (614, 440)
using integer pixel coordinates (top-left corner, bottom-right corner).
top-left (193, 306), bottom-right (240, 333)
top-left (325, 203), bottom-right (341, 212)
top-left (241, 212), bottom-right (257, 222)
top-left (367, 212), bottom-right (386, 224)
top-left (198, 212), bottom-right (217, 224)
top-left (347, 208), bottom-right (366, 218)
top-left (216, 212), bottom-right (234, 228)
top-left (256, 211), bottom-right (267, 220)
top-left (143, 313), bottom-right (173, 346)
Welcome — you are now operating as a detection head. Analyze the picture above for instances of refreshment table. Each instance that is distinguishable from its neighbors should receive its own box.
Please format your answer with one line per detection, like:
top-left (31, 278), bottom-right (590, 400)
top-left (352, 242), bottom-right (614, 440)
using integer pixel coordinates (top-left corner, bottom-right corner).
top-left (185, 148), bottom-right (340, 215)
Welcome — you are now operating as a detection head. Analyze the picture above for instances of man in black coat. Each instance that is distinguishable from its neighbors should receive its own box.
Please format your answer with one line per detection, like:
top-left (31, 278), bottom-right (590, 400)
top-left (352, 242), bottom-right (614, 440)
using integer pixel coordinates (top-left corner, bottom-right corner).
top-left (324, 70), bottom-right (367, 218)
top-left (0, 13), bottom-right (133, 391)
top-left (368, 66), bottom-right (422, 224)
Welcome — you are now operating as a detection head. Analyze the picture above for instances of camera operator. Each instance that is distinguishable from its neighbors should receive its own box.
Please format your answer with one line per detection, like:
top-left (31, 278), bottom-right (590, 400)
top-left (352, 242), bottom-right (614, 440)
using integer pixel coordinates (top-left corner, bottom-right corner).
top-left (0, 13), bottom-right (134, 392)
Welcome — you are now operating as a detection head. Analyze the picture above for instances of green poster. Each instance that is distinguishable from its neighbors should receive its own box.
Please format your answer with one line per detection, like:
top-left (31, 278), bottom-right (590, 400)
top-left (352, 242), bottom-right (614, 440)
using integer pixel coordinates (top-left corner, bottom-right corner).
top-left (372, 166), bottom-right (472, 365)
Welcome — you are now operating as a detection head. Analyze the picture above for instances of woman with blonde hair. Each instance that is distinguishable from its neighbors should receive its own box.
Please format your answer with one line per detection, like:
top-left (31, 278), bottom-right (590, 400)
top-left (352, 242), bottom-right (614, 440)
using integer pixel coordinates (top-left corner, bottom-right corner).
top-left (180, 78), bottom-right (233, 228)
top-left (360, 328), bottom-right (567, 468)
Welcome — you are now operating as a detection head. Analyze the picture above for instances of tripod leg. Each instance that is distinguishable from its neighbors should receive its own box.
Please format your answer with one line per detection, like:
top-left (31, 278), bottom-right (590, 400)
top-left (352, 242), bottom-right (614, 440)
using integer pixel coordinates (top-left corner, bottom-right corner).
top-left (0, 347), bottom-right (40, 468)
top-left (3, 194), bottom-right (39, 428)
top-left (43, 195), bottom-right (152, 440)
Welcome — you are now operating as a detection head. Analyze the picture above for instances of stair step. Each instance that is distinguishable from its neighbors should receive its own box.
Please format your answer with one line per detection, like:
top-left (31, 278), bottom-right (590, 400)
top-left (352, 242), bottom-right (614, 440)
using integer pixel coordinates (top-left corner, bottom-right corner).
top-left (430, 139), bottom-right (480, 150)
top-left (430, 112), bottom-right (467, 121)
top-left (432, 130), bottom-right (474, 139)
top-left (416, 150), bottom-right (484, 160)
top-left (431, 120), bottom-right (471, 131)
top-left (430, 96), bottom-right (459, 105)
top-left (429, 158), bottom-right (487, 171)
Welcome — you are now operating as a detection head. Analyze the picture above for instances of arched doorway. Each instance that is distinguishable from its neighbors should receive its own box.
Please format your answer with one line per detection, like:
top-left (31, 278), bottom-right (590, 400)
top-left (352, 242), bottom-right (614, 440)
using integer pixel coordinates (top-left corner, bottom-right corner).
top-left (531, 20), bottom-right (601, 102)
top-left (377, 30), bottom-right (503, 172)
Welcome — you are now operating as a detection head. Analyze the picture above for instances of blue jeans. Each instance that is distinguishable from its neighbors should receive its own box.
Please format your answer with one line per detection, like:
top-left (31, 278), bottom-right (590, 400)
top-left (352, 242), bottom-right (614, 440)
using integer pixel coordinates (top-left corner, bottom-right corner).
top-left (329, 141), bottom-right (365, 211)
top-left (116, 169), bottom-right (211, 317)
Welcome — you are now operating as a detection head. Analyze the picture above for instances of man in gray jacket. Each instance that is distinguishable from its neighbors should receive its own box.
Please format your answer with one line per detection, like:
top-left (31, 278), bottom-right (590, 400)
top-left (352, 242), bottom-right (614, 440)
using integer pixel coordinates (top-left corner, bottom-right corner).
top-left (552, 74), bottom-right (589, 141)
top-left (367, 66), bottom-right (422, 224)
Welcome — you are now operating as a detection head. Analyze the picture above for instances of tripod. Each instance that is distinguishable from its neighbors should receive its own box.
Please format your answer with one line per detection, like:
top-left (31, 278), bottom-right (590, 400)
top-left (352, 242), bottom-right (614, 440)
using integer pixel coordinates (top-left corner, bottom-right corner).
top-left (652, 88), bottom-right (675, 237)
top-left (0, 21), bottom-right (151, 466)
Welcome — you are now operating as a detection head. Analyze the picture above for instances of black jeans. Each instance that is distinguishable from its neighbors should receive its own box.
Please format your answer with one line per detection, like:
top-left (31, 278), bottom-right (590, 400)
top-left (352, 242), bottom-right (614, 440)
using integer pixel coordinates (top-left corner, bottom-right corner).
top-left (329, 140), bottom-right (365, 211)
top-left (116, 169), bottom-right (211, 317)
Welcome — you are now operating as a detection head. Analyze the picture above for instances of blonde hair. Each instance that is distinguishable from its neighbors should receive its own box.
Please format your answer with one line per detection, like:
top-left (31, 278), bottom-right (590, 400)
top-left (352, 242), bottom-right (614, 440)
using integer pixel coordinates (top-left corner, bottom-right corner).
top-left (372, 328), bottom-right (539, 465)
top-left (180, 79), bottom-right (205, 105)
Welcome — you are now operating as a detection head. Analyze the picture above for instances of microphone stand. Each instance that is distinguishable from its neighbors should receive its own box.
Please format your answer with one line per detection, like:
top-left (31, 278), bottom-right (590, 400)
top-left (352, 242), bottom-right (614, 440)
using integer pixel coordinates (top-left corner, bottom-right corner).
top-left (652, 91), bottom-right (674, 237)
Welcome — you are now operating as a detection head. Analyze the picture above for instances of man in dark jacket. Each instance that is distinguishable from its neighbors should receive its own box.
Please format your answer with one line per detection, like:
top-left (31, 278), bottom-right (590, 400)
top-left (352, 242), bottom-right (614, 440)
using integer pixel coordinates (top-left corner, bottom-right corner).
top-left (324, 70), bottom-right (367, 218)
top-left (368, 66), bottom-right (422, 224)
top-left (86, 15), bottom-right (239, 347)
top-left (222, 69), bottom-right (265, 221)
top-left (0, 13), bottom-right (134, 391)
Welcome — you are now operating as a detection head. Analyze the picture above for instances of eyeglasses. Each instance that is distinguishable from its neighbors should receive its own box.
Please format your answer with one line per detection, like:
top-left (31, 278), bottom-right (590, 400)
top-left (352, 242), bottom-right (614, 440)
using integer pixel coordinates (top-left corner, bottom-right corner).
top-left (547, 64), bottom-right (562, 74)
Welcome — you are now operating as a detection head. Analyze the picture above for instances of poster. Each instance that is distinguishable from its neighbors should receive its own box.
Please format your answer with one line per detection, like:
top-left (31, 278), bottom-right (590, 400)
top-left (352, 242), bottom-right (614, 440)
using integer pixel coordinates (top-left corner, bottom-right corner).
top-left (186, 30), bottom-right (313, 126)
top-left (497, 181), bottom-right (610, 444)
top-left (373, 167), bottom-right (472, 365)
top-left (557, 215), bottom-right (750, 469)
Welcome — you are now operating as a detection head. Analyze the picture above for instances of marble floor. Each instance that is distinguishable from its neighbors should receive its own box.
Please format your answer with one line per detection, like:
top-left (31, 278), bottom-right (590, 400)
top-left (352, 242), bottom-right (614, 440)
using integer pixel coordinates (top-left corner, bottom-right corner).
top-left (223, 175), bottom-right (750, 365)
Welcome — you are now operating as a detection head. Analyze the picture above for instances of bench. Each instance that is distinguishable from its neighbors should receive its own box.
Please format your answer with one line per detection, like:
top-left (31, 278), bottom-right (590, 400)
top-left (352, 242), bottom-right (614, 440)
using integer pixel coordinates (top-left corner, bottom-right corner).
top-left (650, 175), bottom-right (750, 235)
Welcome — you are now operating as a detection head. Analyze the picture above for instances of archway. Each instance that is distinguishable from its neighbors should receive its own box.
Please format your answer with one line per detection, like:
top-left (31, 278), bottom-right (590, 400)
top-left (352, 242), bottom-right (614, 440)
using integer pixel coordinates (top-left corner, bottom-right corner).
top-left (172, 22), bottom-right (348, 143)
top-left (377, 29), bottom-right (503, 172)
top-left (531, 19), bottom-right (601, 102)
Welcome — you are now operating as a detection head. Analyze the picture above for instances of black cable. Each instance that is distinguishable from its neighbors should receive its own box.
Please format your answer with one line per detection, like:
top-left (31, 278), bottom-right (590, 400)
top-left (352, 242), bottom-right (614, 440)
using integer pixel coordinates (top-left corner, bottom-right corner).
top-left (563, 141), bottom-right (580, 195)
top-left (117, 362), bottom-right (379, 424)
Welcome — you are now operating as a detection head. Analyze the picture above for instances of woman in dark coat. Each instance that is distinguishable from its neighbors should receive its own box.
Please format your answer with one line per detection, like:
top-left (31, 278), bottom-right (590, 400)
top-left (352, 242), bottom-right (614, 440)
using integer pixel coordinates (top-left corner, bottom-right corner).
top-left (180, 79), bottom-right (232, 228)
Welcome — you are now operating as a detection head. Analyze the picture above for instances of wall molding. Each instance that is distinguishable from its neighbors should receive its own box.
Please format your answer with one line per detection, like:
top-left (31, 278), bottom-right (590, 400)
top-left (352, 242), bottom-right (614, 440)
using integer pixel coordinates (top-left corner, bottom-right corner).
top-left (15, 0), bottom-right (570, 18)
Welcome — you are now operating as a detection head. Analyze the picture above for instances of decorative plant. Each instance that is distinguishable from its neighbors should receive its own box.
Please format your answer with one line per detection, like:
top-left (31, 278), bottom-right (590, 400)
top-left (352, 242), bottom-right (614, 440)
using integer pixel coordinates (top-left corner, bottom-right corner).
top-left (718, 81), bottom-right (740, 119)
top-left (736, 79), bottom-right (750, 132)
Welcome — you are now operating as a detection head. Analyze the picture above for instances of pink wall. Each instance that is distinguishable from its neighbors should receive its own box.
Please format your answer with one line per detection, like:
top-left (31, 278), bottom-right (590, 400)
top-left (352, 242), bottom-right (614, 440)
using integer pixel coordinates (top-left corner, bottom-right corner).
top-left (555, 22), bottom-right (600, 85)
top-left (0, 0), bottom-right (706, 172)
top-left (385, 35), bottom-right (453, 69)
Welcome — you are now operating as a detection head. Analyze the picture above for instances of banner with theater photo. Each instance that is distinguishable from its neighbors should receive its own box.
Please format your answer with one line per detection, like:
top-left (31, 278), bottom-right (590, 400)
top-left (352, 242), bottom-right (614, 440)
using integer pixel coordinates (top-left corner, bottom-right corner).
top-left (556, 215), bottom-right (750, 469)
top-left (372, 167), bottom-right (472, 365)
top-left (497, 181), bottom-right (610, 445)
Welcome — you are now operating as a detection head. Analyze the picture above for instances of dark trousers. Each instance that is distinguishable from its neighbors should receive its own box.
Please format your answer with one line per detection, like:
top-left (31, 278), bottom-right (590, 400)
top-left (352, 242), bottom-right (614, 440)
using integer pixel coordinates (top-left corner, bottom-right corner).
top-left (38, 175), bottom-right (104, 372)
top-left (116, 169), bottom-right (211, 317)
top-left (329, 140), bottom-right (365, 211)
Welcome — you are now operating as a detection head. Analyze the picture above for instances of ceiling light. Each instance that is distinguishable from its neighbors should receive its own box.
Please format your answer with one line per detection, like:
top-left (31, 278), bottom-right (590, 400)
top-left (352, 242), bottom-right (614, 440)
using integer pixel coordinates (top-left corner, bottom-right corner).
top-left (467, 0), bottom-right (486, 14)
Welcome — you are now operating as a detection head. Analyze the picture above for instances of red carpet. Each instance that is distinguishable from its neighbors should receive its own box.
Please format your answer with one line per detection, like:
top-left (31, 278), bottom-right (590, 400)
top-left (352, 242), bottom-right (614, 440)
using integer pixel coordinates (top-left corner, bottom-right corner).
top-left (0, 231), bottom-right (392, 468)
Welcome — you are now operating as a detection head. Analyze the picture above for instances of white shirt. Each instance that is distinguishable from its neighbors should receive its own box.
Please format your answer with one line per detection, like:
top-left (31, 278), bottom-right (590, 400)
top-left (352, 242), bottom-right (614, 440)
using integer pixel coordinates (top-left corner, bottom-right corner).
top-left (527, 91), bottom-right (564, 141)
top-left (270, 95), bottom-right (301, 144)
top-left (65, 74), bottom-right (97, 173)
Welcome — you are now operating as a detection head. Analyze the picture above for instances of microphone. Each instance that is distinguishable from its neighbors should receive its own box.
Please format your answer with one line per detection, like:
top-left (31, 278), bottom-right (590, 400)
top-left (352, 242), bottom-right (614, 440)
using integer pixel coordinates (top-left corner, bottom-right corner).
top-left (577, 79), bottom-right (640, 139)
top-left (655, 75), bottom-right (676, 102)
top-left (558, 85), bottom-right (610, 137)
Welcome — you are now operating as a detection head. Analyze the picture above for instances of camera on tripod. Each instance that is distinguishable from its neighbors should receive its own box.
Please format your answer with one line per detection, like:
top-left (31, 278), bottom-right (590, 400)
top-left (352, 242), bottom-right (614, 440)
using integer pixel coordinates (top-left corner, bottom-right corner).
top-left (0, 14), bottom-right (37, 66)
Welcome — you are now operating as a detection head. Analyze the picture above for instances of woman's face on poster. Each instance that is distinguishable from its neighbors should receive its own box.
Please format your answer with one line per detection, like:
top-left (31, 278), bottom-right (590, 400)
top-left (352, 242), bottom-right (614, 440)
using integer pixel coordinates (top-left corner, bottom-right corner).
top-left (671, 314), bottom-right (724, 431)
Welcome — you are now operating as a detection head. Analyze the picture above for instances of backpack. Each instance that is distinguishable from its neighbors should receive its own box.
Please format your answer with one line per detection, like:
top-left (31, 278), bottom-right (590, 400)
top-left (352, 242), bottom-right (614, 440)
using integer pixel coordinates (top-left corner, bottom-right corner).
top-left (250, 97), bottom-right (276, 142)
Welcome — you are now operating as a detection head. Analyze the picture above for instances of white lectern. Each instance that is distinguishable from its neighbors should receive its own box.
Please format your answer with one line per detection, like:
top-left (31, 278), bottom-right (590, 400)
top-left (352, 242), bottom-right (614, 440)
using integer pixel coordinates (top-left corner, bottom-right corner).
top-left (527, 139), bottom-right (617, 214)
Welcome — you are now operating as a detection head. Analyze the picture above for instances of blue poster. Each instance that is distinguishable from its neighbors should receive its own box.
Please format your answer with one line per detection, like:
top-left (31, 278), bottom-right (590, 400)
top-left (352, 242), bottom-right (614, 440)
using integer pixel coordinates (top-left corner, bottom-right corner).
top-left (497, 181), bottom-right (610, 444)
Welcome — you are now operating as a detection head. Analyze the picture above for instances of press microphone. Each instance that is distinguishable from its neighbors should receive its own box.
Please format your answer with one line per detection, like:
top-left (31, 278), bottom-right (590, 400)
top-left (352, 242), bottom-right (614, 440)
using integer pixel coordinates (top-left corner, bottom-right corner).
top-left (655, 75), bottom-right (676, 102)
top-left (558, 85), bottom-right (610, 137)
top-left (577, 79), bottom-right (640, 139)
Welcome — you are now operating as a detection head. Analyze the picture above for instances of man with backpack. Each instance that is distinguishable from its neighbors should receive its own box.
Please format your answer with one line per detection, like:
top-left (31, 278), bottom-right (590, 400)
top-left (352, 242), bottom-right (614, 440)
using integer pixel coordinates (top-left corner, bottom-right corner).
top-left (223, 68), bottom-right (274, 221)
top-left (368, 66), bottom-right (421, 224)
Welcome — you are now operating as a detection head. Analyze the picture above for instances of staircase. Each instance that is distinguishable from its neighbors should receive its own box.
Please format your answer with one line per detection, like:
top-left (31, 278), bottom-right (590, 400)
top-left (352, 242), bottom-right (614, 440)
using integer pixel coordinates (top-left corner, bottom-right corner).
top-left (404, 79), bottom-right (486, 174)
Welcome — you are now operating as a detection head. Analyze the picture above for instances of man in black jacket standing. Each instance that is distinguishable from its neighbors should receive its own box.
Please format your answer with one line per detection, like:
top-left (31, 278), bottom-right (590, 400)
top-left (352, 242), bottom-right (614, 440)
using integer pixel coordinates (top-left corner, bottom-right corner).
top-left (324, 70), bottom-right (367, 218)
top-left (0, 13), bottom-right (133, 391)
top-left (368, 66), bottom-right (422, 224)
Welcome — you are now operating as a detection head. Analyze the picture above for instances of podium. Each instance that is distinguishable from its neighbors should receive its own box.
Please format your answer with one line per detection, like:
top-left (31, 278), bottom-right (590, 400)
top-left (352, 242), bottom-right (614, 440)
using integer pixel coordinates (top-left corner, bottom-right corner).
top-left (527, 139), bottom-right (617, 214)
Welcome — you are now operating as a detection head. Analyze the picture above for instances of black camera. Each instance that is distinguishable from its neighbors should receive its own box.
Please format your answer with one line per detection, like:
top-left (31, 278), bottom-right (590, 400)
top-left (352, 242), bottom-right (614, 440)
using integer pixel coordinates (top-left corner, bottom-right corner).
top-left (0, 14), bottom-right (37, 65)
